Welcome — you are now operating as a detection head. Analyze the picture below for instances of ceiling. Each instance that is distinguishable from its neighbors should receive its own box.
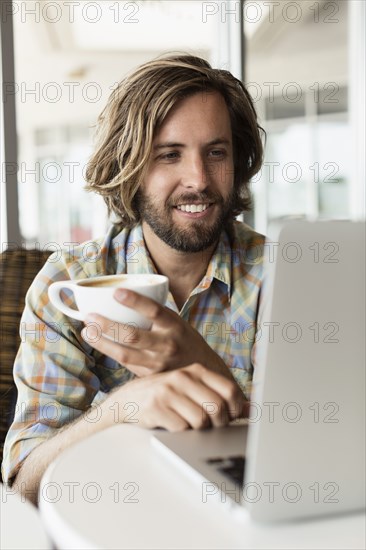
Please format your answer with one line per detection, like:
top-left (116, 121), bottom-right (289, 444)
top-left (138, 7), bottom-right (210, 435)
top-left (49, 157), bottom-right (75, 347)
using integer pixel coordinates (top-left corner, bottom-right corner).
top-left (12, 0), bottom-right (349, 130)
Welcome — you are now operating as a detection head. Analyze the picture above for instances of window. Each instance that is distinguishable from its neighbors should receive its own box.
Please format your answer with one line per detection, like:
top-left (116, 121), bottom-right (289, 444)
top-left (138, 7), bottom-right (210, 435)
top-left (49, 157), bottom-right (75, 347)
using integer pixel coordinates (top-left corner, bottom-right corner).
top-left (245, 0), bottom-right (357, 233)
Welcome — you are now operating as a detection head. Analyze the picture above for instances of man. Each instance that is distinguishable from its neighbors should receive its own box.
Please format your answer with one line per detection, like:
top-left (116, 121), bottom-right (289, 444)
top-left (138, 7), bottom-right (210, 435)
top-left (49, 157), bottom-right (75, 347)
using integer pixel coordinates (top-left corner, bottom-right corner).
top-left (2, 54), bottom-right (265, 504)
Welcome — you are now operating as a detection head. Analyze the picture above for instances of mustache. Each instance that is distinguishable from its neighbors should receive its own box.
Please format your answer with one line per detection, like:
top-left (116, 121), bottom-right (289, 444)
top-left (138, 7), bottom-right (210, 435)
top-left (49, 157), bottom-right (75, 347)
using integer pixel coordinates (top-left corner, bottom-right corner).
top-left (168, 191), bottom-right (224, 207)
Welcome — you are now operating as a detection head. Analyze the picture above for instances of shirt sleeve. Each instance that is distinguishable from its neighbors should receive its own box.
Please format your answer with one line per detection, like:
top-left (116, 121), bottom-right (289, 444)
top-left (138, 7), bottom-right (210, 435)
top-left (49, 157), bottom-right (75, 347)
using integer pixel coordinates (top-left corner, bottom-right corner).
top-left (1, 251), bottom-right (103, 484)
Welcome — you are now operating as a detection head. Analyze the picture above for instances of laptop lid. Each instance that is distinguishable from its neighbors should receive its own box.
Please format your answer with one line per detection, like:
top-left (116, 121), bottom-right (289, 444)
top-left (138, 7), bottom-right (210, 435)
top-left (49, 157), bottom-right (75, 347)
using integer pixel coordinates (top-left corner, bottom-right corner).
top-left (245, 220), bottom-right (366, 521)
top-left (152, 220), bottom-right (365, 523)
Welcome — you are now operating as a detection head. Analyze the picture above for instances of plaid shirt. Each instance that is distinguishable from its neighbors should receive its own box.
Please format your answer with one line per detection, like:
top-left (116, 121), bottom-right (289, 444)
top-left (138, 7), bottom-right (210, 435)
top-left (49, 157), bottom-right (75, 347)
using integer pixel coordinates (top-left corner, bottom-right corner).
top-left (2, 221), bottom-right (265, 483)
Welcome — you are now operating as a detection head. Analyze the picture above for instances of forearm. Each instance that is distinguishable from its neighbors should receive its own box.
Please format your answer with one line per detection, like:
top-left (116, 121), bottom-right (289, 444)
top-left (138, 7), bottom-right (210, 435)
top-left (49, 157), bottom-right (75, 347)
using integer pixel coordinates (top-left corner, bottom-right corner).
top-left (13, 406), bottom-right (111, 507)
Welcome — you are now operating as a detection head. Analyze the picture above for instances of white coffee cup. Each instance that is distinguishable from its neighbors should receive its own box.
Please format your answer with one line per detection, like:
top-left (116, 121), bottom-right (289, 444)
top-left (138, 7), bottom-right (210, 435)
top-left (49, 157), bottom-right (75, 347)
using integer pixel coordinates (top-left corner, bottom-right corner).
top-left (48, 274), bottom-right (169, 329)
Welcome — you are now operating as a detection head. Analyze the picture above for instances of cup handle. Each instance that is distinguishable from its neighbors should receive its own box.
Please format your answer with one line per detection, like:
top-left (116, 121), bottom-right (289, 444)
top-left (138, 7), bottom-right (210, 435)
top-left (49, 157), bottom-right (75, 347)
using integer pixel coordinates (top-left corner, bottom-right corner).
top-left (48, 281), bottom-right (84, 321)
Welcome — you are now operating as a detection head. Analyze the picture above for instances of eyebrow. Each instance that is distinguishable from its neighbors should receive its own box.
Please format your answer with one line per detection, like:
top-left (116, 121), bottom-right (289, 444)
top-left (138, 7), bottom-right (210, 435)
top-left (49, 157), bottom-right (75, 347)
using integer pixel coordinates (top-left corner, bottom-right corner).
top-left (153, 138), bottom-right (231, 150)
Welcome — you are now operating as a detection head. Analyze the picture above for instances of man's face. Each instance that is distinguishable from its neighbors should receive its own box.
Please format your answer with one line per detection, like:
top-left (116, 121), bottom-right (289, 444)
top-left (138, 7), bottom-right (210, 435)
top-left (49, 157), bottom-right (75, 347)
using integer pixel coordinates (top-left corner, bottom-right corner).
top-left (137, 91), bottom-right (235, 253)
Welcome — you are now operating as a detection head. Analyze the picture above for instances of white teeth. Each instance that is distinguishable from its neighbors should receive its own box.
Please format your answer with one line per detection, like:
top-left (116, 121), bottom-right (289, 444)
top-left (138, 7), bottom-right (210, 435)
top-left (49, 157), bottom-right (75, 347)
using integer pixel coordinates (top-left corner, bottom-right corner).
top-left (176, 204), bottom-right (209, 213)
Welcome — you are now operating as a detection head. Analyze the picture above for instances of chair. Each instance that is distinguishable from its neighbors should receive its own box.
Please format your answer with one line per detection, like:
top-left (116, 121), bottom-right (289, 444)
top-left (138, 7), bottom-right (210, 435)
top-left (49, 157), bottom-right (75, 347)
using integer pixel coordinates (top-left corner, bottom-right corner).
top-left (0, 248), bottom-right (52, 481)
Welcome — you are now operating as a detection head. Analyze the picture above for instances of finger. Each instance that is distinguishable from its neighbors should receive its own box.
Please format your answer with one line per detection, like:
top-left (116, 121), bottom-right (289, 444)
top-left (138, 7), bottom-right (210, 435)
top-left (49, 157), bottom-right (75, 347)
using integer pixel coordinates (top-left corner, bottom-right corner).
top-left (166, 370), bottom-right (230, 428)
top-left (166, 395), bottom-right (212, 430)
top-left (114, 289), bottom-right (177, 329)
top-left (85, 313), bottom-right (171, 354)
top-left (149, 407), bottom-right (190, 432)
top-left (185, 364), bottom-right (248, 420)
top-left (81, 326), bottom-right (161, 376)
top-left (83, 314), bottom-right (141, 345)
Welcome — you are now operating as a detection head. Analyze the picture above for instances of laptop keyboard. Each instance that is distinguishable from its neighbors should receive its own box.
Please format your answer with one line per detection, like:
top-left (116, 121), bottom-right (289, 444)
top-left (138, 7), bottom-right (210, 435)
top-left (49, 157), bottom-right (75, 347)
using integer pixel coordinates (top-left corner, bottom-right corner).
top-left (206, 455), bottom-right (245, 486)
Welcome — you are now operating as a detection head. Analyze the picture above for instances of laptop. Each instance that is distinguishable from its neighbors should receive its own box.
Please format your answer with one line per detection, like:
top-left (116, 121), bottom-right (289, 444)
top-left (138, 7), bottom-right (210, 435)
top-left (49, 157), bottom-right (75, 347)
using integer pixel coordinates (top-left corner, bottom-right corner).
top-left (152, 220), bottom-right (366, 522)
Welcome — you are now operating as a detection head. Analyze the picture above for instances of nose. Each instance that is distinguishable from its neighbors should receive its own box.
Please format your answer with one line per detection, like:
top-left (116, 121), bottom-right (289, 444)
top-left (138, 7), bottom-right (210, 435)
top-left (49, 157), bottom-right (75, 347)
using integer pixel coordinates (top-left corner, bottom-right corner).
top-left (181, 154), bottom-right (209, 192)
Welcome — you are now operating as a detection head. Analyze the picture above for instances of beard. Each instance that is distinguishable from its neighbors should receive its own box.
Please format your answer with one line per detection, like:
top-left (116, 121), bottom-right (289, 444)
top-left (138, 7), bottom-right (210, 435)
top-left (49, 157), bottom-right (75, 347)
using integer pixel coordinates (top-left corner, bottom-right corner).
top-left (136, 189), bottom-right (235, 253)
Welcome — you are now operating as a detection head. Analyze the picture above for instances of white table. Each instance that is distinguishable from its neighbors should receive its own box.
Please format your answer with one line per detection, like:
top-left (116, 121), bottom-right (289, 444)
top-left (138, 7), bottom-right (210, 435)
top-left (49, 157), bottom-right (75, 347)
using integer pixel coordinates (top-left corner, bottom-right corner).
top-left (0, 482), bottom-right (51, 549)
top-left (39, 425), bottom-right (365, 550)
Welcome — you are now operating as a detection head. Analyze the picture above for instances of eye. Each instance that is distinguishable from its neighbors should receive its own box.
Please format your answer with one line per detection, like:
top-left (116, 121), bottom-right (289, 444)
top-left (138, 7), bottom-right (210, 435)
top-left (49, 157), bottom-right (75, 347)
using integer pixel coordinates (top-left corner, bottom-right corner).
top-left (158, 151), bottom-right (180, 161)
top-left (209, 149), bottom-right (226, 159)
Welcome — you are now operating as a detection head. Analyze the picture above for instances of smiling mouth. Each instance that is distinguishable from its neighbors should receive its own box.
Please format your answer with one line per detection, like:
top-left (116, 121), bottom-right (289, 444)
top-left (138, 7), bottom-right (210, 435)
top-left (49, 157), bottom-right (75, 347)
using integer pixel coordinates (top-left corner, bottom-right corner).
top-left (175, 203), bottom-right (212, 213)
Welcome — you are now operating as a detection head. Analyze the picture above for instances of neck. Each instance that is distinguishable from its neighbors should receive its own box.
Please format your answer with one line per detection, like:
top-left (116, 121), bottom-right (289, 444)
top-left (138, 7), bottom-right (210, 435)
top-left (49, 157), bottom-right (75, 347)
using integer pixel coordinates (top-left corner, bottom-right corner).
top-left (141, 222), bottom-right (217, 309)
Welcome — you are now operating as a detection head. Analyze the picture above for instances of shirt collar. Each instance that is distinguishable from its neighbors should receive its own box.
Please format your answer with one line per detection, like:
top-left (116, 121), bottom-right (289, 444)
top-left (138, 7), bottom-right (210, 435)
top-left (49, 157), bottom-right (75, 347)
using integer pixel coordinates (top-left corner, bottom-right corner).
top-left (124, 224), bottom-right (157, 275)
top-left (111, 223), bottom-right (232, 301)
top-left (199, 229), bottom-right (232, 298)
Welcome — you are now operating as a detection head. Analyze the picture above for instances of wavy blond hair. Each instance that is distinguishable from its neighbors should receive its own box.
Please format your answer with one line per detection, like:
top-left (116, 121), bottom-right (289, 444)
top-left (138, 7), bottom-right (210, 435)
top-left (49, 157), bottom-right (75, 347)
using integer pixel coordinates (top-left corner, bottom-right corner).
top-left (85, 54), bottom-right (265, 226)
